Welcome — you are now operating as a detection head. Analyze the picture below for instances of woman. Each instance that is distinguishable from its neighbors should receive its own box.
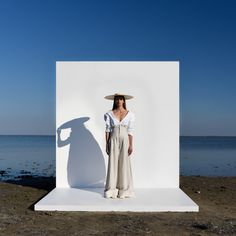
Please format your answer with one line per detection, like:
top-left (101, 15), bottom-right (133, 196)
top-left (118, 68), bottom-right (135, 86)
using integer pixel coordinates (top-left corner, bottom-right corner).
top-left (103, 93), bottom-right (136, 199)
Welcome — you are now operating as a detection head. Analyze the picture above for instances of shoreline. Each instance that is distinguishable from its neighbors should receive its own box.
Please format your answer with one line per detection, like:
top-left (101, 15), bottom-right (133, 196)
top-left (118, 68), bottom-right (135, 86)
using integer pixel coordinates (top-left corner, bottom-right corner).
top-left (2, 174), bottom-right (235, 191)
top-left (0, 176), bottom-right (235, 235)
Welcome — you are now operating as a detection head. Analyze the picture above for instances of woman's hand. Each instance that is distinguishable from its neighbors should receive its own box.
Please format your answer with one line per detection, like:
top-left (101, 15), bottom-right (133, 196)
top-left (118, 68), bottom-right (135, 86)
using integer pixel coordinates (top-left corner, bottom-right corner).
top-left (128, 145), bottom-right (133, 156)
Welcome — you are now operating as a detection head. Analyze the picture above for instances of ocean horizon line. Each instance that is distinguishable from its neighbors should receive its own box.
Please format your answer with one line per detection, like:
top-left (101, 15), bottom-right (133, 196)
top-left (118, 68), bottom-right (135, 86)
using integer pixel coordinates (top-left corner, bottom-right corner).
top-left (0, 134), bottom-right (236, 137)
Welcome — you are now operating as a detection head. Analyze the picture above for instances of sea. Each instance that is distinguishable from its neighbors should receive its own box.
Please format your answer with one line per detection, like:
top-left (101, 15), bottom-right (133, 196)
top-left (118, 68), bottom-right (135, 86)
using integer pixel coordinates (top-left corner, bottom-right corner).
top-left (0, 135), bottom-right (235, 181)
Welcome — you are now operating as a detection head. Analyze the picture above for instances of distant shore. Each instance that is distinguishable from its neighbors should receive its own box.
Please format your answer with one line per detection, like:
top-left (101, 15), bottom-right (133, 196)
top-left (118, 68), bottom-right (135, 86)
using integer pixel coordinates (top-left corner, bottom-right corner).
top-left (0, 175), bottom-right (235, 235)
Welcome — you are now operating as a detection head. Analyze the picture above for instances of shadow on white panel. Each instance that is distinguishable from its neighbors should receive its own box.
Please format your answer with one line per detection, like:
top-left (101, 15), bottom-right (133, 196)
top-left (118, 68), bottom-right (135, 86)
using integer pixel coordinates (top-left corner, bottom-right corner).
top-left (57, 118), bottom-right (105, 188)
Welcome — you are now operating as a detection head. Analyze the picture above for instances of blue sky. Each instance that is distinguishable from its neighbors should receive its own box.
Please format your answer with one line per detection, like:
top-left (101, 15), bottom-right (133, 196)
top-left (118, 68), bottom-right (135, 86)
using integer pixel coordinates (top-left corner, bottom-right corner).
top-left (0, 0), bottom-right (235, 135)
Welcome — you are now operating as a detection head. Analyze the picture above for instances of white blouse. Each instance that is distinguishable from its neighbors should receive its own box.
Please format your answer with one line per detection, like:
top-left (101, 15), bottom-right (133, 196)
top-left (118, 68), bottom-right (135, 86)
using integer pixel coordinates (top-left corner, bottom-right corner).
top-left (104, 110), bottom-right (136, 136)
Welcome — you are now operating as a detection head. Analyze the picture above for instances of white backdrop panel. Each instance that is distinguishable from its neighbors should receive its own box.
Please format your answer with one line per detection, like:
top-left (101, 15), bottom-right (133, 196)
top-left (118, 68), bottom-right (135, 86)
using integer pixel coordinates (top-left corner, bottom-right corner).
top-left (56, 61), bottom-right (179, 188)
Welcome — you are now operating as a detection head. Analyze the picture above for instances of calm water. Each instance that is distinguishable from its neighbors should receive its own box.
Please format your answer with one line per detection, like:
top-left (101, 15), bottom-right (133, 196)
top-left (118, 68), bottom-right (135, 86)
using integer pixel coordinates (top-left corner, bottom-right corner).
top-left (0, 135), bottom-right (235, 180)
top-left (0, 135), bottom-right (55, 180)
top-left (180, 136), bottom-right (236, 176)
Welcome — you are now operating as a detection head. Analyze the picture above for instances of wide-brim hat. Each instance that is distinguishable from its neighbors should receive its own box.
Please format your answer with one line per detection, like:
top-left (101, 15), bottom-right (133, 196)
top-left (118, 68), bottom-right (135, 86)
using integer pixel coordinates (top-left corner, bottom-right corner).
top-left (104, 93), bottom-right (134, 100)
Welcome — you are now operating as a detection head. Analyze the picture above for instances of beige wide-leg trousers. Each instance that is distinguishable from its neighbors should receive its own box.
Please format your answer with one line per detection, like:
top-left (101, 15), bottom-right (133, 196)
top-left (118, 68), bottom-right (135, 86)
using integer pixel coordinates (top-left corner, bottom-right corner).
top-left (104, 124), bottom-right (135, 199)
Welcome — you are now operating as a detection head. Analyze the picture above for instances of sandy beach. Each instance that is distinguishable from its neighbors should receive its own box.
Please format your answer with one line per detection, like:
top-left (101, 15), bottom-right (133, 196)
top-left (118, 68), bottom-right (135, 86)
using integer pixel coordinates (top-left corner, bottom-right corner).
top-left (0, 176), bottom-right (235, 235)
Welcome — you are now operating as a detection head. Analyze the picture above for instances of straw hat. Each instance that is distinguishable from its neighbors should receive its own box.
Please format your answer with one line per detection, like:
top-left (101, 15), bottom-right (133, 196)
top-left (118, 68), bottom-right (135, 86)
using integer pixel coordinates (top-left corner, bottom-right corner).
top-left (104, 93), bottom-right (134, 100)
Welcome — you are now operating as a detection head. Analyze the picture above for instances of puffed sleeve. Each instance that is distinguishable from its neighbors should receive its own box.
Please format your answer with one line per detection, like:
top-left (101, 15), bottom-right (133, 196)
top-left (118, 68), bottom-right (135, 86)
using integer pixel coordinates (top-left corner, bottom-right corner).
top-left (104, 113), bottom-right (111, 132)
top-left (127, 113), bottom-right (135, 136)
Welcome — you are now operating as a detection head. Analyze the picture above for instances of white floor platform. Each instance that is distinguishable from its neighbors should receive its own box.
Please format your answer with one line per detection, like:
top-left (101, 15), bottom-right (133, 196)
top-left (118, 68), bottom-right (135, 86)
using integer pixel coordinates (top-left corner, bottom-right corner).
top-left (34, 187), bottom-right (199, 212)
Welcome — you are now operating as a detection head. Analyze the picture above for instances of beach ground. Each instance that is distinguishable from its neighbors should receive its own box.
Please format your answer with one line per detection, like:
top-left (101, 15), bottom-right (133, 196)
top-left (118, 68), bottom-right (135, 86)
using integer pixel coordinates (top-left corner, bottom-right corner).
top-left (0, 176), bottom-right (235, 236)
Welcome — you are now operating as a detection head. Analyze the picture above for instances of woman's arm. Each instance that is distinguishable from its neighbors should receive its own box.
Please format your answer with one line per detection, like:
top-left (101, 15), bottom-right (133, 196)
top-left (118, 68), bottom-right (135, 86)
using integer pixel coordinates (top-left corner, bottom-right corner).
top-left (128, 134), bottom-right (133, 156)
top-left (104, 113), bottom-right (111, 155)
top-left (127, 113), bottom-right (135, 156)
top-left (105, 131), bottom-right (110, 143)
top-left (128, 134), bottom-right (133, 147)
top-left (105, 132), bottom-right (110, 155)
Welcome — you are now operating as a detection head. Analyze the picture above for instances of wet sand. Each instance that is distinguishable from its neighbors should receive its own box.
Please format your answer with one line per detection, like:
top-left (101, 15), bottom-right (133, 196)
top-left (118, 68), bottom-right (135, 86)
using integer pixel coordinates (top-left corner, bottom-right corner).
top-left (0, 176), bottom-right (235, 235)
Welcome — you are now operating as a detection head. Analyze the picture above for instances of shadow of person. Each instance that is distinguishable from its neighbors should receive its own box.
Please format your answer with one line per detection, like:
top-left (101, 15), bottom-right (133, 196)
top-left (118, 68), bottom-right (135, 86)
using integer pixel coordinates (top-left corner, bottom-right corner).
top-left (57, 117), bottom-right (106, 194)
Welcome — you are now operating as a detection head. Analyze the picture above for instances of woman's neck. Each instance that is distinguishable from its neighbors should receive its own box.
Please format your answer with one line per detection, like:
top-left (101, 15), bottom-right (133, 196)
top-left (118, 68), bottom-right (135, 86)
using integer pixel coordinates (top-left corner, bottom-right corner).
top-left (115, 106), bottom-right (125, 111)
